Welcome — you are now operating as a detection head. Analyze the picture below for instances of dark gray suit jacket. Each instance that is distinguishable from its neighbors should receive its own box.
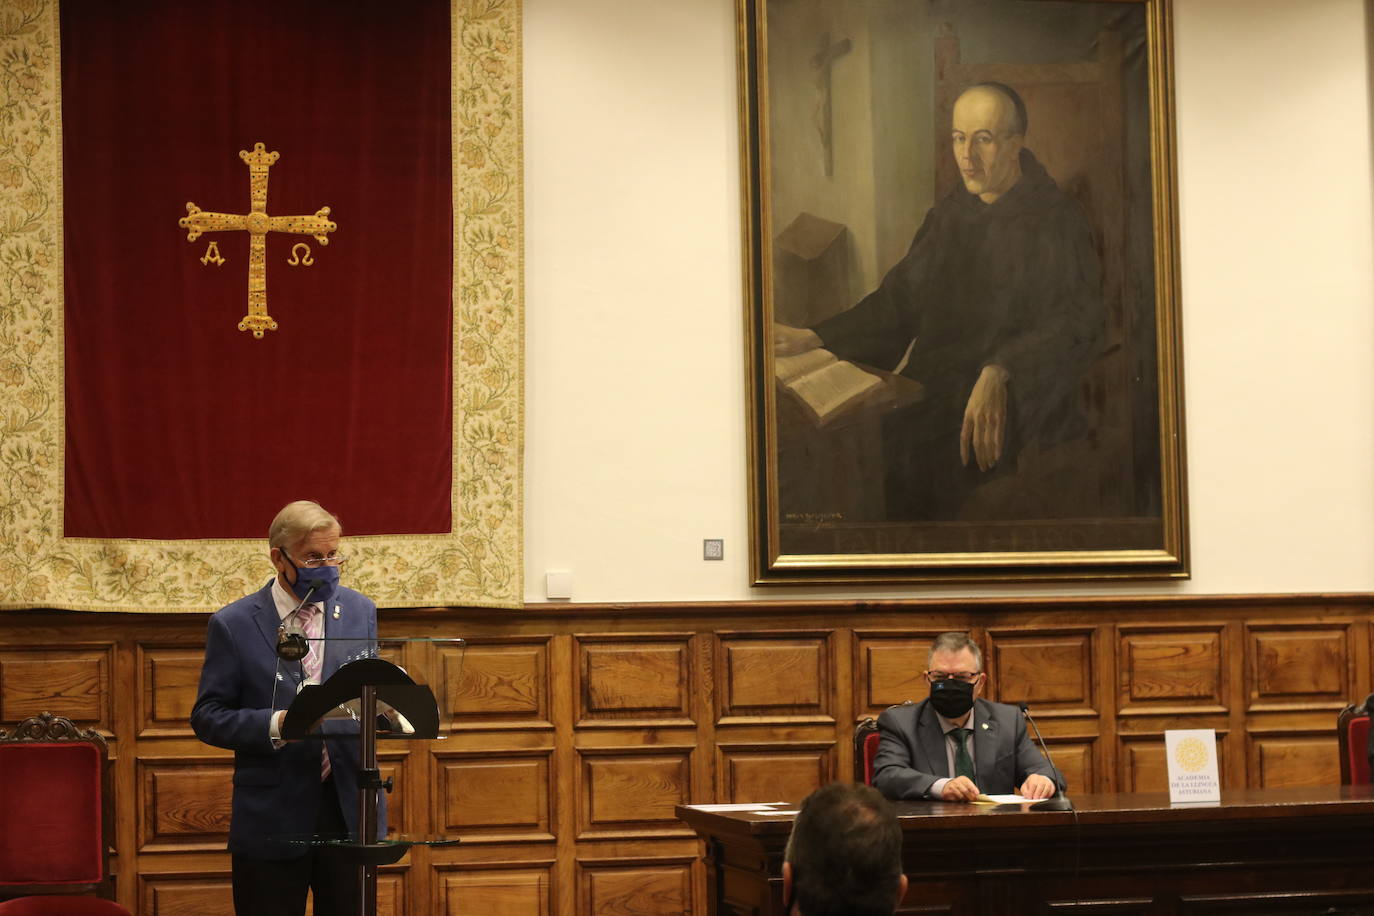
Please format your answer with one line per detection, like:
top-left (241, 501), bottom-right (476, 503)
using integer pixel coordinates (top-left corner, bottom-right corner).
top-left (872, 697), bottom-right (1063, 800)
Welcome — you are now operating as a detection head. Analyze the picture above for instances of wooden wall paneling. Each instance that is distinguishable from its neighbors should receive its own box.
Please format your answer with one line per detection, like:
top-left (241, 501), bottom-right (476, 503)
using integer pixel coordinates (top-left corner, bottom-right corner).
top-left (852, 630), bottom-right (937, 719)
top-left (378, 748), bottom-right (408, 838)
top-left (435, 862), bottom-right (555, 915)
top-left (139, 872), bottom-right (235, 916)
top-left (137, 756), bottom-right (232, 852)
top-left (831, 626), bottom-right (856, 789)
top-left (376, 872), bottom-right (405, 916)
top-left (1364, 615), bottom-right (1374, 708)
top-left (1046, 741), bottom-right (1094, 795)
top-left (712, 628), bottom-right (838, 817)
top-left (434, 747), bottom-right (554, 842)
top-left (138, 644), bottom-right (205, 738)
top-left (114, 631), bottom-right (142, 915)
top-left (987, 626), bottom-right (1101, 792)
top-left (1222, 620), bottom-right (1249, 790)
top-left (715, 739), bottom-right (836, 805)
top-left (1246, 622), bottom-right (1354, 712)
top-left (693, 631), bottom-right (718, 804)
top-left (1094, 620), bottom-right (1118, 793)
top-left (1117, 732), bottom-right (1168, 794)
top-left (0, 643), bottom-right (114, 730)
top-left (551, 632), bottom-right (578, 916)
top-left (575, 744), bottom-right (696, 840)
top-left (1116, 623), bottom-right (1229, 791)
top-left (574, 634), bottom-right (693, 727)
top-left (446, 636), bottom-right (553, 730)
top-left (715, 630), bottom-right (834, 724)
top-left (987, 627), bottom-right (1097, 716)
top-left (1117, 625), bottom-right (1227, 716)
top-left (1248, 732), bottom-right (1341, 789)
top-left (575, 856), bottom-right (696, 915)
top-left (568, 631), bottom-right (705, 912)
top-left (5, 596), bottom-right (1374, 913)
top-left (689, 632), bottom-right (714, 913)
top-left (1117, 725), bottom-right (1231, 793)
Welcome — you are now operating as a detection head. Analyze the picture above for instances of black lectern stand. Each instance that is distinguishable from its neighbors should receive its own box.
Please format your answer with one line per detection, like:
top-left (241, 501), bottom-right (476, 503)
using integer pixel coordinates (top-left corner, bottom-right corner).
top-left (275, 637), bottom-right (463, 916)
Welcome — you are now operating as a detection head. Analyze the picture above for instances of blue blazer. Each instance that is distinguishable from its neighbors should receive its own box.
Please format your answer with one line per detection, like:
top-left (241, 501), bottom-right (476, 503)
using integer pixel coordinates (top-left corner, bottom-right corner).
top-left (872, 697), bottom-right (1064, 800)
top-left (191, 580), bottom-right (386, 859)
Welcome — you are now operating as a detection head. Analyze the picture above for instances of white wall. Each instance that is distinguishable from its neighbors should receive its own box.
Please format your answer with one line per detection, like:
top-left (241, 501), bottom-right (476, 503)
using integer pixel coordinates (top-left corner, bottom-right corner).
top-left (523, 0), bottom-right (1374, 603)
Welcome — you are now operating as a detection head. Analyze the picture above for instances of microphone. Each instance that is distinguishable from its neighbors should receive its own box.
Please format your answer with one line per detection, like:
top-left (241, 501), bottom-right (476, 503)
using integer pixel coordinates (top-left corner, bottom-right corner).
top-left (275, 584), bottom-right (318, 661)
top-left (1018, 701), bottom-right (1073, 812)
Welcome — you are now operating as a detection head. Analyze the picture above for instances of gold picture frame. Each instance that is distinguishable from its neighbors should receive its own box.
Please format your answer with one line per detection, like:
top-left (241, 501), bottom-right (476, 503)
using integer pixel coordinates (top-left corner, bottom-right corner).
top-left (741, 0), bottom-right (1186, 585)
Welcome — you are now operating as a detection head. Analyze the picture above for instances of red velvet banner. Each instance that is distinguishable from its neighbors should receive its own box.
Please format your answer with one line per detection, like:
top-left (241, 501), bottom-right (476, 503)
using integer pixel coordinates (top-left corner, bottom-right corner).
top-left (61, 1), bottom-right (452, 540)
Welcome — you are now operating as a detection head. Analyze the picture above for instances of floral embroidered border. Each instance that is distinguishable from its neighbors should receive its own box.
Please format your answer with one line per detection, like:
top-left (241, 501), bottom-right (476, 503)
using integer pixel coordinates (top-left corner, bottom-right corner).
top-left (0, 0), bottom-right (523, 611)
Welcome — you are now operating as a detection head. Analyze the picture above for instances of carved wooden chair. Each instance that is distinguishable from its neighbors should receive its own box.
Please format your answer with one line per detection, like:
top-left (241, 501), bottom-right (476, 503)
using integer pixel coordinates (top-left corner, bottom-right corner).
top-left (0, 712), bottom-right (131, 915)
top-left (853, 717), bottom-right (880, 786)
top-left (1338, 695), bottom-right (1373, 786)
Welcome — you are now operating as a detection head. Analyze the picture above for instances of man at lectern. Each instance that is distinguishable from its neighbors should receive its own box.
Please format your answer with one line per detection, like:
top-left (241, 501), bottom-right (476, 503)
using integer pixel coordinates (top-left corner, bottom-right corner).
top-left (872, 631), bottom-right (1063, 802)
top-left (191, 499), bottom-right (383, 916)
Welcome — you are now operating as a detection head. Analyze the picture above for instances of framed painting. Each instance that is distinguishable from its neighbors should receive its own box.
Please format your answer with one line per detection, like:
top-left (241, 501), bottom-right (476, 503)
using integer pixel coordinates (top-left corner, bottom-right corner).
top-left (741, 0), bottom-right (1186, 584)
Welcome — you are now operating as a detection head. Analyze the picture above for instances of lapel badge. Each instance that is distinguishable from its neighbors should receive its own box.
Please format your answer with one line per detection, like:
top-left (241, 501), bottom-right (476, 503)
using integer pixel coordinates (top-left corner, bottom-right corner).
top-left (332, 605), bottom-right (341, 620)
top-left (981, 722), bottom-right (989, 730)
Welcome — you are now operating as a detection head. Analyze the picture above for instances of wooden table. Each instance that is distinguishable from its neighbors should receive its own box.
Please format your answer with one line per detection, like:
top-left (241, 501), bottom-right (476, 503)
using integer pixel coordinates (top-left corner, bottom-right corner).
top-left (677, 786), bottom-right (1374, 915)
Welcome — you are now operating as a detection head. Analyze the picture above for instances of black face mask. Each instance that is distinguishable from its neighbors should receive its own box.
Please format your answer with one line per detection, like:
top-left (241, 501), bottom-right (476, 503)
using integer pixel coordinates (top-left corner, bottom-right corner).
top-left (929, 678), bottom-right (976, 719)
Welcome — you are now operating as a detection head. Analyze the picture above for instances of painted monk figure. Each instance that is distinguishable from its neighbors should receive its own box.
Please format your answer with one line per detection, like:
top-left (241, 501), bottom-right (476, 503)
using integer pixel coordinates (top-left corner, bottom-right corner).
top-left (775, 83), bottom-right (1104, 521)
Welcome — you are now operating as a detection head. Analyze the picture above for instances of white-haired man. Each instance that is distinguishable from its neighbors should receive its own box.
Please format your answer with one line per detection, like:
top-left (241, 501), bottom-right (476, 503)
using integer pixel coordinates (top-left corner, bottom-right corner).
top-left (192, 500), bottom-right (383, 916)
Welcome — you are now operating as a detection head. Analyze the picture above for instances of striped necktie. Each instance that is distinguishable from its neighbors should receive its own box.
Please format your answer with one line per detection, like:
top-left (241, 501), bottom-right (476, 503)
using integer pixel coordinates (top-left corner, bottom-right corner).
top-left (296, 604), bottom-right (331, 781)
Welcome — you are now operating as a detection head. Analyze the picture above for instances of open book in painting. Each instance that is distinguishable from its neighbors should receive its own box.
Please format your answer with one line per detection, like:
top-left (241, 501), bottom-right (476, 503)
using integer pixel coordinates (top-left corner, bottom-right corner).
top-left (774, 349), bottom-right (886, 426)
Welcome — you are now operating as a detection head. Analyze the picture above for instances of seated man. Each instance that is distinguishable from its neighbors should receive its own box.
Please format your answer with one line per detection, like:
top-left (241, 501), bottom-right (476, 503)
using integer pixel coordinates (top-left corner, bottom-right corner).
top-left (873, 631), bottom-right (1063, 802)
top-left (783, 782), bottom-right (908, 916)
top-left (774, 82), bottom-right (1105, 522)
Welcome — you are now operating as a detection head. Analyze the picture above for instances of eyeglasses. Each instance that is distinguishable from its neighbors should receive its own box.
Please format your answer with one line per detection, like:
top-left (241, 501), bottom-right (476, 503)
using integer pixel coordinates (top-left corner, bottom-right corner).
top-left (924, 670), bottom-right (981, 684)
top-left (283, 549), bottom-right (348, 568)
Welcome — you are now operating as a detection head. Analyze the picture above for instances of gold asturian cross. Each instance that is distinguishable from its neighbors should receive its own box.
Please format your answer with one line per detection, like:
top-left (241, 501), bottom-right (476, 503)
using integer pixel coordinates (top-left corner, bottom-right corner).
top-left (178, 143), bottom-right (336, 338)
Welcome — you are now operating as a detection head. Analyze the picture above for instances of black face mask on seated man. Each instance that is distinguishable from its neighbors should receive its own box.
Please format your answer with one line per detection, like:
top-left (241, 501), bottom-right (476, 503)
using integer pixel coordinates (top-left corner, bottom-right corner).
top-left (929, 678), bottom-right (975, 719)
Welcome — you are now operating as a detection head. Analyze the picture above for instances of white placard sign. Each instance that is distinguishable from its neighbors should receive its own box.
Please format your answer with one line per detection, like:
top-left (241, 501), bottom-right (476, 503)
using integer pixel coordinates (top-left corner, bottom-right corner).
top-left (1164, 728), bottom-right (1221, 803)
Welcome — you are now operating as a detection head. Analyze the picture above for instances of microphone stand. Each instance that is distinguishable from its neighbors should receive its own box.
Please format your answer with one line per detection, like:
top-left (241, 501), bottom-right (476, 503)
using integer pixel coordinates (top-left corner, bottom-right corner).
top-left (1019, 702), bottom-right (1073, 812)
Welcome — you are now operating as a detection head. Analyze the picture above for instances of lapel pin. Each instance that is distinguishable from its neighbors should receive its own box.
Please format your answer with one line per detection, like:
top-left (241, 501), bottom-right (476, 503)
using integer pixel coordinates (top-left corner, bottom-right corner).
top-left (981, 722), bottom-right (989, 730)
top-left (333, 606), bottom-right (341, 620)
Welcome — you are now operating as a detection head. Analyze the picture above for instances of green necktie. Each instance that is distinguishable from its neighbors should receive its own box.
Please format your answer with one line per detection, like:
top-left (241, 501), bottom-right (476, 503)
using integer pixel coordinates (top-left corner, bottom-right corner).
top-left (952, 728), bottom-right (975, 780)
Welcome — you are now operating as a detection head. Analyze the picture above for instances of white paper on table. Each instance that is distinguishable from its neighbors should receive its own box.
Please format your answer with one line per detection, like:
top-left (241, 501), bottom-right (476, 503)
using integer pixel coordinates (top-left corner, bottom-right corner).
top-left (973, 793), bottom-right (1031, 804)
top-left (692, 802), bottom-right (788, 811)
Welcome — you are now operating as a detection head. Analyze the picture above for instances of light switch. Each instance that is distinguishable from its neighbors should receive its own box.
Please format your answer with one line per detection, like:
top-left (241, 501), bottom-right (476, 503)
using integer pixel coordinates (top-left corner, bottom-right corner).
top-left (545, 571), bottom-right (573, 600)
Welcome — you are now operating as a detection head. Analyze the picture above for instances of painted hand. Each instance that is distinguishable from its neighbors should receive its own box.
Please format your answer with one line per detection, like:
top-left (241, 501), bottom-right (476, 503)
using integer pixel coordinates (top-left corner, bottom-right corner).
top-left (773, 323), bottom-right (822, 356)
top-left (960, 364), bottom-right (1010, 471)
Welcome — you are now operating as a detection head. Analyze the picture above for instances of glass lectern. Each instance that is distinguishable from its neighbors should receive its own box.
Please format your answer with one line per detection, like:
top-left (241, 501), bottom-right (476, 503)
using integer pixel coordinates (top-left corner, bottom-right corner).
top-left (272, 636), bottom-right (464, 916)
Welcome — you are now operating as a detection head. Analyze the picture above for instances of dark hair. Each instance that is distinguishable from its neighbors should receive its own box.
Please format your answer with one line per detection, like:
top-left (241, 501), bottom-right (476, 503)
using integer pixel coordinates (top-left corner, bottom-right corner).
top-left (968, 81), bottom-right (1028, 136)
top-left (786, 783), bottom-right (904, 916)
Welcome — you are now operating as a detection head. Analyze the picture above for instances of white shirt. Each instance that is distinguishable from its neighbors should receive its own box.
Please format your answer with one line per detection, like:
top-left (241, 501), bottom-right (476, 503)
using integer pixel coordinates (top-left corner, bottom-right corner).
top-left (267, 576), bottom-right (326, 741)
